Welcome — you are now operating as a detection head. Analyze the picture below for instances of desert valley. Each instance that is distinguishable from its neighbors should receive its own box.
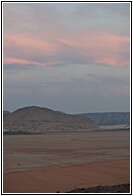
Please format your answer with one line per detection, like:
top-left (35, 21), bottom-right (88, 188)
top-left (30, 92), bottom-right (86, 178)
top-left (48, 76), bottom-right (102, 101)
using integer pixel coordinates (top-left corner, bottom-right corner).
top-left (3, 1), bottom-right (130, 194)
top-left (3, 106), bottom-right (130, 193)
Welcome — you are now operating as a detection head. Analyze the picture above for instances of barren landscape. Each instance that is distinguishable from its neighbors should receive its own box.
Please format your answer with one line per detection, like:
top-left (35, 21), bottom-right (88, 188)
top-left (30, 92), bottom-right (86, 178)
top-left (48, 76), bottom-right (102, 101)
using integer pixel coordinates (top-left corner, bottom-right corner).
top-left (3, 130), bottom-right (130, 193)
top-left (3, 1), bottom-right (130, 193)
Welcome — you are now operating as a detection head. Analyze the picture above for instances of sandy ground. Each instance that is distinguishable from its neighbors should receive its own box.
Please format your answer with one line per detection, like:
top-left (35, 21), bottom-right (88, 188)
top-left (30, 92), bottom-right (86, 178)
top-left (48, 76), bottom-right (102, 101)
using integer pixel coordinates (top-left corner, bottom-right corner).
top-left (99, 124), bottom-right (128, 130)
top-left (3, 130), bottom-right (130, 193)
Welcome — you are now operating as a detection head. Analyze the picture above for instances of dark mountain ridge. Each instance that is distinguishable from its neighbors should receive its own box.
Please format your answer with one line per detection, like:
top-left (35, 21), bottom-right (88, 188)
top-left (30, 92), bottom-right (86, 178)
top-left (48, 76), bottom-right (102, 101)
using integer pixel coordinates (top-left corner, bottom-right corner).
top-left (79, 112), bottom-right (130, 126)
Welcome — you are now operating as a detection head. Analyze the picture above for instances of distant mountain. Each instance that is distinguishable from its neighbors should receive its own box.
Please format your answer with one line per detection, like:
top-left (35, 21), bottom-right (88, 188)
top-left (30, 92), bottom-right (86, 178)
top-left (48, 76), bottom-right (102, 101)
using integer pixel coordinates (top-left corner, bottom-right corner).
top-left (79, 112), bottom-right (130, 126)
top-left (3, 110), bottom-right (10, 118)
top-left (3, 106), bottom-right (97, 133)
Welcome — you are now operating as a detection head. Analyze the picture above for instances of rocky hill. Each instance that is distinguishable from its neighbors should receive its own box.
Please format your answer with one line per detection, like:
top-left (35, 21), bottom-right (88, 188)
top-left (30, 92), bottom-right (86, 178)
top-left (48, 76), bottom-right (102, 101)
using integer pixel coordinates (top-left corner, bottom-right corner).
top-left (3, 106), bottom-right (97, 133)
top-left (79, 112), bottom-right (130, 126)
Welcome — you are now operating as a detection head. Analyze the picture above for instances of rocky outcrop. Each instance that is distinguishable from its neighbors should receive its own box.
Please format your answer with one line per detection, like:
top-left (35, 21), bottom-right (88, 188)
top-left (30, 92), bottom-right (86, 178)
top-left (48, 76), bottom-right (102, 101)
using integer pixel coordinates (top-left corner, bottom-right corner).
top-left (67, 184), bottom-right (130, 193)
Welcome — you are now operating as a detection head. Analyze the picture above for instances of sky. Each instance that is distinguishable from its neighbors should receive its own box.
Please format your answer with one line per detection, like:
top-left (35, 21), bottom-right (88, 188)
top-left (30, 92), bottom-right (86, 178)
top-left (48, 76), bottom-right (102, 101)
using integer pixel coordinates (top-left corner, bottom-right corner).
top-left (3, 2), bottom-right (130, 114)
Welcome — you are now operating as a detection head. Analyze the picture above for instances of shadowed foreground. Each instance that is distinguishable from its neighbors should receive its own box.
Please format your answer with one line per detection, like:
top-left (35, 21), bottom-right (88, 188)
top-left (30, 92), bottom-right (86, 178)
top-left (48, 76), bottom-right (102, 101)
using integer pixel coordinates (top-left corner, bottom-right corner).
top-left (67, 183), bottom-right (130, 193)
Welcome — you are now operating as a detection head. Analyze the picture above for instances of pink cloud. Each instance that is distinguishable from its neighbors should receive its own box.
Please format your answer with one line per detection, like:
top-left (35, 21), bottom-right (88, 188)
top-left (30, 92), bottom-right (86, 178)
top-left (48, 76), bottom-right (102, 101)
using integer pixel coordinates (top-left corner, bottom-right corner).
top-left (4, 34), bottom-right (57, 55)
top-left (3, 57), bottom-right (63, 67)
top-left (95, 57), bottom-right (128, 67)
top-left (3, 32), bottom-right (130, 68)
top-left (76, 33), bottom-right (130, 67)
top-left (49, 32), bottom-right (130, 67)
top-left (3, 34), bottom-right (64, 67)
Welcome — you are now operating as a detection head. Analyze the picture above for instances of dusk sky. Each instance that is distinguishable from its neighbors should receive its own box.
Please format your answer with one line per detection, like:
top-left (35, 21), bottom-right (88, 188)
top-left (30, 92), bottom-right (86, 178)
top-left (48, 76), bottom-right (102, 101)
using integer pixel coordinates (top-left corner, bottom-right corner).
top-left (3, 2), bottom-right (130, 114)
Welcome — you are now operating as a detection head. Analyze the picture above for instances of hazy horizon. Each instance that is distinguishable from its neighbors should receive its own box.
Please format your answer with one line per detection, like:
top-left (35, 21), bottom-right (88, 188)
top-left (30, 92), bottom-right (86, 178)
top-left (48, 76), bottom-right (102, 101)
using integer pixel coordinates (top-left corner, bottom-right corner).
top-left (3, 2), bottom-right (130, 114)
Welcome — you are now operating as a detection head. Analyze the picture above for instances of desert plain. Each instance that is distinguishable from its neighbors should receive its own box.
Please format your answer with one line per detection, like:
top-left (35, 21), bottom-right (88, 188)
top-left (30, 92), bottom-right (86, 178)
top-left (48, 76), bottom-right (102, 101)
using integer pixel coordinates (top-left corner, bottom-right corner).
top-left (3, 129), bottom-right (130, 193)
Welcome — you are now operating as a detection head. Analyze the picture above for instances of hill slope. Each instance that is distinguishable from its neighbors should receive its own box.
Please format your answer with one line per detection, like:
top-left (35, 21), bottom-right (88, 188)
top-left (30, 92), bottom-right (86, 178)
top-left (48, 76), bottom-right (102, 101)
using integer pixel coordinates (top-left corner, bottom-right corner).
top-left (3, 110), bottom-right (10, 118)
top-left (3, 106), bottom-right (97, 133)
top-left (79, 112), bottom-right (130, 126)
